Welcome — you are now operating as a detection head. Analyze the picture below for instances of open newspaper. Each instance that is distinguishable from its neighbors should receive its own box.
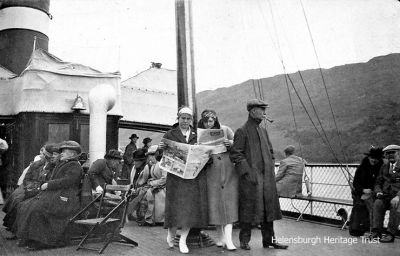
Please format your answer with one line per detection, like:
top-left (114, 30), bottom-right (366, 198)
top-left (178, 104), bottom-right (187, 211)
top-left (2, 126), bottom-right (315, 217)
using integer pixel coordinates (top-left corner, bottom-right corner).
top-left (197, 128), bottom-right (227, 154)
top-left (159, 138), bottom-right (213, 179)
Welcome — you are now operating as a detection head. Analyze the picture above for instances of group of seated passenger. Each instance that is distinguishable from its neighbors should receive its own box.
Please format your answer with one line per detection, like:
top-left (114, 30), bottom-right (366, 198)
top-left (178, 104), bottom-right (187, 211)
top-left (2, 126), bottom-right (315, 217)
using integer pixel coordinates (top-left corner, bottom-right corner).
top-left (274, 143), bottom-right (400, 243)
top-left (126, 145), bottom-right (166, 226)
top-left (2, 141), bottom-right (83, 250)
top-left (86, 145), bottom-right (166, 226)
top-left (353, 144), bottom-right (400, 243)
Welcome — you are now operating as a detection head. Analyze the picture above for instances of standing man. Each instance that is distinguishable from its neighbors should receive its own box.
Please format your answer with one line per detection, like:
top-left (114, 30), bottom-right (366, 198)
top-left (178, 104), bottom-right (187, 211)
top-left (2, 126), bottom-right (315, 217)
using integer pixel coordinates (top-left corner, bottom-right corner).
top-left (121, 134), bottom-right (139, 180)
top-left (369, 144), bottom-right (400, 243)
top-left (230, 99), bottom-right (287, 250)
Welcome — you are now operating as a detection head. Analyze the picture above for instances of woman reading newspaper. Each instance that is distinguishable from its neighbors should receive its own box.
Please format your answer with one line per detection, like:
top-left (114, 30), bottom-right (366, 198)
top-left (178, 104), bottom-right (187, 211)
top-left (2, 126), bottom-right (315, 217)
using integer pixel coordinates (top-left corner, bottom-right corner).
top-left (158, 107), bottom-right (208, 254)
top-left (198, 109), bottom-right (238, 251)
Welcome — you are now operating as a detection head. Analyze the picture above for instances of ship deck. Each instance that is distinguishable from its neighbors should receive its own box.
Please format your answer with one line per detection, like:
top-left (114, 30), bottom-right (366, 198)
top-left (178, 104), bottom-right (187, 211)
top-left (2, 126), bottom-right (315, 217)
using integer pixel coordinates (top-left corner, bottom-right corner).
top-left (1, 211), bottom-right (398, 256)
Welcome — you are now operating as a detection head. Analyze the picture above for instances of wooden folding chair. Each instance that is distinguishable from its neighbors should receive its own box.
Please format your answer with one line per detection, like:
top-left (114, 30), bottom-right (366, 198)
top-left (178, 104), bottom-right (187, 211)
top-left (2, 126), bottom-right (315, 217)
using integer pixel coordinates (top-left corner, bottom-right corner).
top-left (70, 184), bottom-right (138, 254)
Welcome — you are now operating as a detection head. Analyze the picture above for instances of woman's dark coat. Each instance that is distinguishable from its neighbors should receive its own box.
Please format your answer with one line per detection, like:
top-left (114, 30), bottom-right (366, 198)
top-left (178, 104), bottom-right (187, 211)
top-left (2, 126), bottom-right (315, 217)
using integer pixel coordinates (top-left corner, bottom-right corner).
top-left (163, 125), bottom-right (208, 228)
top-left (353, 157), bottom-right (382, 197)
top-left (2, 158), bottom-right (53, 230)
top-left (16, 158), bottom-right (82, 246)
top-left (230, 116), bottom-right (282, 223)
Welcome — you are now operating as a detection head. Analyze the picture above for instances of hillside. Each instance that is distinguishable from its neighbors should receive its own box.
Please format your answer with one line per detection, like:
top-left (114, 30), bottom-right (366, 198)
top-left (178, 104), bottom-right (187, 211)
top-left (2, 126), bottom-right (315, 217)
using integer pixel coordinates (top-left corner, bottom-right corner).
top-left (197, 54), bottom-right (400, 163)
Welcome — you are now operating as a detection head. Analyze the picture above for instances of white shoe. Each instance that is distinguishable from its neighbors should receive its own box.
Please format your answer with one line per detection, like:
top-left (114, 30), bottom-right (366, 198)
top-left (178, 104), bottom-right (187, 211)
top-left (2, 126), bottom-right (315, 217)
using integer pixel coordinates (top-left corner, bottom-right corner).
top-left (179, 240), bottom-right (189, 254)
top-left (224, 242), bottom-right (236, 251)
top-left (223, 224), bottom-right (236, 251)
top-left (167, 234), bottom-right (174, 248)
top-left (216, 225), bottom-right (225, 247)
top-left (216, 241), bottom-right (224, 247)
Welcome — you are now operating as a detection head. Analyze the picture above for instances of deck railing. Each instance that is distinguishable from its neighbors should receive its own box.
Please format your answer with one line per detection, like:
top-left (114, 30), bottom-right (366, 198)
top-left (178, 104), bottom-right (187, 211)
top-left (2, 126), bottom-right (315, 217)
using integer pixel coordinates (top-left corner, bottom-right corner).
top-left (276, 163), bottom-right (394, 229)
top-left (275, 163), bottom-right (357, 222)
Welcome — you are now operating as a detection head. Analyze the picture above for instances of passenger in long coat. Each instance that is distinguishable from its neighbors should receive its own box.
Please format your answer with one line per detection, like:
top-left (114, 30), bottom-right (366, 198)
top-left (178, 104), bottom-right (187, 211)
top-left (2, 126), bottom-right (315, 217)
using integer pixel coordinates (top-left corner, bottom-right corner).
top-left (121, 134), bottom-right (138, 179)
top-left (352, 147), bottom-right (383, 228)
top-left (2, 144), bottom-right (59, 233)
top-left (230, 99), bottom-right (287, 250)
top-left (160, 106), bottom-right (208, 254)
top-left (15, 141), bottom-right (83, 250)
top-left (198, 109), bottom-right (238, 250)
top-left (3, 159), bottom-right (46, 231)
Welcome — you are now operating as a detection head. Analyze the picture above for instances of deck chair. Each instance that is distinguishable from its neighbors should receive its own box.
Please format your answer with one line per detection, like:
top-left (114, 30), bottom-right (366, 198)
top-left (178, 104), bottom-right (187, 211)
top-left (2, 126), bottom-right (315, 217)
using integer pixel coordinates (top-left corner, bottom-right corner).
top-left (70, 184), bottom-right (138, 254)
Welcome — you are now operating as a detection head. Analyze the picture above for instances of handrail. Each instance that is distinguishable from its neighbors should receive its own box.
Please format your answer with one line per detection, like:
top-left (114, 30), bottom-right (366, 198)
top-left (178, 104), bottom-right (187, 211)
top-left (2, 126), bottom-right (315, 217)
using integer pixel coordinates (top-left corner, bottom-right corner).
top-left (275, 163), bottom-right (357, 221)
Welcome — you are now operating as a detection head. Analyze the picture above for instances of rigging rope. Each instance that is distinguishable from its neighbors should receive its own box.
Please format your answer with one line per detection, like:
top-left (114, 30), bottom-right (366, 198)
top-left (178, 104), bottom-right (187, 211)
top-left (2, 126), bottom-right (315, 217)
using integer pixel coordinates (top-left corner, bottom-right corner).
top-left (299, 0), bottom-right (348, 163)
top-left (259, 0), bottom-right (354, 187)
top-left (284, 73), bottom-right (303, 158)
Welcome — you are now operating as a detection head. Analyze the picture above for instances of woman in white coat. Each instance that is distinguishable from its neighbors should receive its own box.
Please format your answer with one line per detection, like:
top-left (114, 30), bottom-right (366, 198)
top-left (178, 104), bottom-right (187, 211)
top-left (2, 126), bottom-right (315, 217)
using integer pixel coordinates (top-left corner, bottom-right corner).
top-left (198, 109), bottom-right (238, 251)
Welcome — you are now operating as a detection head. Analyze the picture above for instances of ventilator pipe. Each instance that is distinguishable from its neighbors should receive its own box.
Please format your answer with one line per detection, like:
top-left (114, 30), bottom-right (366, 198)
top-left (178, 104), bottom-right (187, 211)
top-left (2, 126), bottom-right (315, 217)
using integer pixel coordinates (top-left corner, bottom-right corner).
top-left (88, 84), bottom-right (116, 165)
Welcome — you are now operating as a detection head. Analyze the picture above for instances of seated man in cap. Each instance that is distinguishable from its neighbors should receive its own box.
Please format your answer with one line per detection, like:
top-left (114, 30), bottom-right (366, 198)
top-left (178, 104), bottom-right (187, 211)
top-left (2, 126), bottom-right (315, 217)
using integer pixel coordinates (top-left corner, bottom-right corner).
top-left (276, 145), bottom-right (307, 198)
top-left (369, 144), bottom-right (400, 243)
top-left (89, 149), bottom-right (123, 195)
top-left (15, 140), bottom-right (83, 250)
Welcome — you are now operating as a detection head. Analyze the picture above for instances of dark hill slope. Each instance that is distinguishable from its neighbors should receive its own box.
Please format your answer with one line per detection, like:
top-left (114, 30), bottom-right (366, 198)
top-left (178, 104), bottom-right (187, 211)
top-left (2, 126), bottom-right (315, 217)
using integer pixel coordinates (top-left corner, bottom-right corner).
top-left (197, 54), bottom-right (400, 162)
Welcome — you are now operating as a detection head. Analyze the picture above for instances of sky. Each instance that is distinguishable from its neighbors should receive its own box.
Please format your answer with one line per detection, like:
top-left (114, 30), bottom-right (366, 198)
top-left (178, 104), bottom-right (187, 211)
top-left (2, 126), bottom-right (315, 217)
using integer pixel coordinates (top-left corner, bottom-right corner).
top-left (49, 0), bottom-right (400, 92)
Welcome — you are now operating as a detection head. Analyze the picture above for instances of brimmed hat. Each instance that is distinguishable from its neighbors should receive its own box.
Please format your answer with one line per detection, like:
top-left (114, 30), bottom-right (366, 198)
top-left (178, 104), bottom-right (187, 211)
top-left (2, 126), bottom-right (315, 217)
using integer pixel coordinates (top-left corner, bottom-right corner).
top-left (43, 143), bottom-right (60, 157)
top-left (246, 99), bottom-right (269, 111)
top-left (383, 144), bottom-right (400, 152)
top-left (364, 147), bottom-right (383, 159)
top-left (59, 140), bottom-right (82, 155)
top-left (129, 134), bottom-right (139, 139)
top-left (104, 149), bottom-right (123, 160)
top-left (143, 137), bottom-right (152, 145)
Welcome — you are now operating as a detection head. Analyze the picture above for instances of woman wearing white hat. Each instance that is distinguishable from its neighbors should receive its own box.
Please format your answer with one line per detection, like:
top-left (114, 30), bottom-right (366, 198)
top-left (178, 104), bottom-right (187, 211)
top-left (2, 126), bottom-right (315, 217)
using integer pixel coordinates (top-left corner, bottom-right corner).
top-left (159, 107), bottom-right (208, 254)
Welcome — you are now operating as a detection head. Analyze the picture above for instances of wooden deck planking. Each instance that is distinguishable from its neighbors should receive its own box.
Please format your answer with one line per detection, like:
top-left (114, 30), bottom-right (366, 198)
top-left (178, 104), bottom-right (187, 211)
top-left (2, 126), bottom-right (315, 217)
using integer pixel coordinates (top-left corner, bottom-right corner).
top-left (1, 210), bottom-right (399, 256)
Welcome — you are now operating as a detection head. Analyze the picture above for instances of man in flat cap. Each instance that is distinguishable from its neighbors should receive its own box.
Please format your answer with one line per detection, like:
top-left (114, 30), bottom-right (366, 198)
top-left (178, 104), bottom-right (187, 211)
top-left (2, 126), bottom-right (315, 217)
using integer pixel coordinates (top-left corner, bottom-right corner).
top-left (369, 144), bottom-right (400, 243)
top-left (230, 99), bottom-right (287, 250)
top-left (121, 134), bottom-right (139, 180)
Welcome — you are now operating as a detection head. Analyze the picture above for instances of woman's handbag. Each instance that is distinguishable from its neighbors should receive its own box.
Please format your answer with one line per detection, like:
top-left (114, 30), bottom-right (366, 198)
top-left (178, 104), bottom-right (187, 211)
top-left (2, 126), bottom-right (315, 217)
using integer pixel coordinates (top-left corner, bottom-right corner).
top-left (24, 182), bottom-right (42, 199)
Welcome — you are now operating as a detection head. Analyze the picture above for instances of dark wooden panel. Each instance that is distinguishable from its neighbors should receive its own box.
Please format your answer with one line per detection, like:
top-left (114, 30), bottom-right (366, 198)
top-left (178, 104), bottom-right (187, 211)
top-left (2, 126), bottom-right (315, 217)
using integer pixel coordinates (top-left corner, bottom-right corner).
top-left (79, 124), bottom-right (89, 154)
top-left (48, 123), bottom-right (70, 143)
top-left (1, 112), bottom-right (120, 188)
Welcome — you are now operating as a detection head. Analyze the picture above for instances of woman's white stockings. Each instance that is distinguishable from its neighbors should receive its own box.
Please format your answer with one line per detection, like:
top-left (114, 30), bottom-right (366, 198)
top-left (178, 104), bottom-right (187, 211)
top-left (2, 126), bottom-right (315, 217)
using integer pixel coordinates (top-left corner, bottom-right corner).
top-left (179, 227), bottom-right (190, 253)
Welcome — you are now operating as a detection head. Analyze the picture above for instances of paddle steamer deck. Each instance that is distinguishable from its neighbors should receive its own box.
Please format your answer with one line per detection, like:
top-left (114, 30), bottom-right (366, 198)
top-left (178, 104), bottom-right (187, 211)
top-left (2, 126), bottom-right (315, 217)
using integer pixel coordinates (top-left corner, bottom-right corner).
top-left (1, 211), bottom-right (398, 256)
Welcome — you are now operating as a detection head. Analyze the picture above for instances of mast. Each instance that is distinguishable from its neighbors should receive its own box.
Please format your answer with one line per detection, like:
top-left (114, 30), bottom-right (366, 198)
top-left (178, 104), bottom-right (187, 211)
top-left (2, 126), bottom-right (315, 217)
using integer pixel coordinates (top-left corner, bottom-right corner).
top-left (175, 0), bottom-right (197, 124)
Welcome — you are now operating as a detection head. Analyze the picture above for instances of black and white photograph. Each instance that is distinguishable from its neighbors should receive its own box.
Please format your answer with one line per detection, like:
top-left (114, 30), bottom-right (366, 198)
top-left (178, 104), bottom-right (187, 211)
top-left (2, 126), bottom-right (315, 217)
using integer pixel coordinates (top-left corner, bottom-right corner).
top-left (0, 0), bottom-right (399, 255)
